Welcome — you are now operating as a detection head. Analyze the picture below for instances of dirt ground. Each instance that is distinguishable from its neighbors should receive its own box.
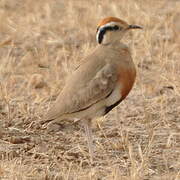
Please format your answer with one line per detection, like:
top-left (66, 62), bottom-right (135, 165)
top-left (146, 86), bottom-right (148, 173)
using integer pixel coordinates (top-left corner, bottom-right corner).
top-left (0, 0), bottom-right (179, 179)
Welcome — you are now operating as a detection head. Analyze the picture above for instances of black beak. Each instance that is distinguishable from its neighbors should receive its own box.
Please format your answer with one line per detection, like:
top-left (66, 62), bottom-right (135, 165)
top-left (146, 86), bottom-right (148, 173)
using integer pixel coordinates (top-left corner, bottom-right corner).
top-left (128, 25), bottom-right (143, 30)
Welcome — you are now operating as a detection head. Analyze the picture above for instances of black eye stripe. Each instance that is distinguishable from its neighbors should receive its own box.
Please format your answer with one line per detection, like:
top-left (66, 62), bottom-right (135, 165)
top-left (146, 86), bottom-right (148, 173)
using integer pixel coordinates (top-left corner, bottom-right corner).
top-left (98, 28), bottom-right (106, 44)
top-left (97, 25), bottom-right (122, 44)
top-left (103, 25), bottom-right (121, 31)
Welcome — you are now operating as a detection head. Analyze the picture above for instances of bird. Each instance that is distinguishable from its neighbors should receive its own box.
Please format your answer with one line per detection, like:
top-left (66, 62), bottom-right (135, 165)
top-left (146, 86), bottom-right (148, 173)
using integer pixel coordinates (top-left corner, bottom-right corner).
top-left (43, 17), bottom-right (142, 163)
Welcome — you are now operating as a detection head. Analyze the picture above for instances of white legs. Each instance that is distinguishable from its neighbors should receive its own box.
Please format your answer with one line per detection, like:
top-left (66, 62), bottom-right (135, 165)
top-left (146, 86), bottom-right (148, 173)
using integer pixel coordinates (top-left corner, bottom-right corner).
top-left (83, 119), bottom-right (94, 163)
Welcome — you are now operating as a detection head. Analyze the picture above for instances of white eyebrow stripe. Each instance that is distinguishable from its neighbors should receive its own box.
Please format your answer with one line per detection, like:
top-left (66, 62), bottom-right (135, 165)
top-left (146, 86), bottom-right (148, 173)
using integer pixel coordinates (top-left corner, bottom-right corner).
top-left (99, 22), bottom-right (118, 29)
top-left (96, 22), bottom-right (119, 44)
top-left (96, 29), bottom-right (101, 43)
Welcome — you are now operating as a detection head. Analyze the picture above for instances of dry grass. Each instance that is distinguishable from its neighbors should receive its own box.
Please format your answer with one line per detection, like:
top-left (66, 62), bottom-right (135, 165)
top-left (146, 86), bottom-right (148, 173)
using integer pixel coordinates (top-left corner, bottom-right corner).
top-left (0, 0), bottom-right (180, 179)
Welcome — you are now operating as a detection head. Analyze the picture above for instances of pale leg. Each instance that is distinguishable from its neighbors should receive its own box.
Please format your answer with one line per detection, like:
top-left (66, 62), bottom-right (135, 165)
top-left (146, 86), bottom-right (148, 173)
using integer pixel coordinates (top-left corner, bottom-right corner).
top-left (83, 119), bottom-right (94, 163)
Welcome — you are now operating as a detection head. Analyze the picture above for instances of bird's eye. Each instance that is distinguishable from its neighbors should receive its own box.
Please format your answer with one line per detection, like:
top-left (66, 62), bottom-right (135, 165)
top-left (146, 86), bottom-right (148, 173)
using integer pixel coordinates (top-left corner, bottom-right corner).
top-left (113, 25), bottom-right (119, 30)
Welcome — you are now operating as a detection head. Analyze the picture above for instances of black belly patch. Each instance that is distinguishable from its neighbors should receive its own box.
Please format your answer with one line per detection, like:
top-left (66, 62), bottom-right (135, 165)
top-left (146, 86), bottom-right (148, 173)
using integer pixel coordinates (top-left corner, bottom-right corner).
top-left (104, 99), bottom-right (122, 115)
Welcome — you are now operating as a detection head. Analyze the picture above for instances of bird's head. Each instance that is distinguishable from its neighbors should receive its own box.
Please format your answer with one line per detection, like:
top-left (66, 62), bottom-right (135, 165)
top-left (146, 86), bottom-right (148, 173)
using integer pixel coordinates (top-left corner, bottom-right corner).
top-left (96, 17), bottom-right (142, 45)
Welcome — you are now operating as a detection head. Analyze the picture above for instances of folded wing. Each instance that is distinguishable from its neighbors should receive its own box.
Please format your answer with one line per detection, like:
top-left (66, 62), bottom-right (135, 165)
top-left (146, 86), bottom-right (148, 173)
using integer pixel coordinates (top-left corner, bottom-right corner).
top-left (44, 63), bottom-right (118, 122)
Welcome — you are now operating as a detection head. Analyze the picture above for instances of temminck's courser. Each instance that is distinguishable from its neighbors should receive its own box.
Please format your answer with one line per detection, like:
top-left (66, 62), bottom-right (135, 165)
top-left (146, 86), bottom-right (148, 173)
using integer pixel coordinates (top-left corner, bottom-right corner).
top-left (43, 17), bottom-right (142, 162)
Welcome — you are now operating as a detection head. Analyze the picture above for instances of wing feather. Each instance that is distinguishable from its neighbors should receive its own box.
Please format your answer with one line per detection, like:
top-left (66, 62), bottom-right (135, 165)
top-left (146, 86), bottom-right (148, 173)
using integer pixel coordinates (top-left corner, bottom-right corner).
top-left (44, 63), bottom-right (118, 121)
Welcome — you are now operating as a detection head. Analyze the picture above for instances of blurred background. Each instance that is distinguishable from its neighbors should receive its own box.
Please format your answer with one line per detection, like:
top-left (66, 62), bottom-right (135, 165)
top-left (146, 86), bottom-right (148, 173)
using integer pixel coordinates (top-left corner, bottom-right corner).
top-left (0, 0), bottom-right (179, 179)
